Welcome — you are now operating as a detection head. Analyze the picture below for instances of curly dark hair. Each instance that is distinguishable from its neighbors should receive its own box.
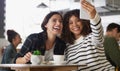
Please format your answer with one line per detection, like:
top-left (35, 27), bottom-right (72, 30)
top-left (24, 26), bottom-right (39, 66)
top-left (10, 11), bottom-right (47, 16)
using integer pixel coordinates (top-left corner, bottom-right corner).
top-left (61, 9), bottom-right (92, 44)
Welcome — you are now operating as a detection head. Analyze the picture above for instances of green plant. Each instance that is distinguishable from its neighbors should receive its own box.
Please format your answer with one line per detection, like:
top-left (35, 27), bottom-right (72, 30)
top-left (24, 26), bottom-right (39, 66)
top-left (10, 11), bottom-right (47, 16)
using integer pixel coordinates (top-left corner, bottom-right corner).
top-left (33, 50), bottom-right (41, 55)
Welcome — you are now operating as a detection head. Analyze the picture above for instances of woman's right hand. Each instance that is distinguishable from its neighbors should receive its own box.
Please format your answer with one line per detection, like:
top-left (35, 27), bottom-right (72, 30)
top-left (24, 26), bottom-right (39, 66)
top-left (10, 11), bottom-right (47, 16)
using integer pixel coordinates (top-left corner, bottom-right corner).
top-left (23, 52), bottom-right (32, 63)
top-left (16, 52), bottom-right (32, 64)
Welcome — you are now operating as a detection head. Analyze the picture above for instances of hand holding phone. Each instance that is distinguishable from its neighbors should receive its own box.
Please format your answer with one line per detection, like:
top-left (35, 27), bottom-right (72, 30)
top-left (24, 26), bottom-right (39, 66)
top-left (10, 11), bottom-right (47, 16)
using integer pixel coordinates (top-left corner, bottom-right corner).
top-left (80, 0), bottom-right (95, 19)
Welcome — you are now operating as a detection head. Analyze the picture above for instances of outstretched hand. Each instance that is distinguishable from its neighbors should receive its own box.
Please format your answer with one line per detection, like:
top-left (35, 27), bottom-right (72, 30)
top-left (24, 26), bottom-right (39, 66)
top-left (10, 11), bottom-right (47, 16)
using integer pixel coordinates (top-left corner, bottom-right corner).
top-left (23, 52), bottom-right (32, 63)
top-left (81, 0), bottom-right (96, 19)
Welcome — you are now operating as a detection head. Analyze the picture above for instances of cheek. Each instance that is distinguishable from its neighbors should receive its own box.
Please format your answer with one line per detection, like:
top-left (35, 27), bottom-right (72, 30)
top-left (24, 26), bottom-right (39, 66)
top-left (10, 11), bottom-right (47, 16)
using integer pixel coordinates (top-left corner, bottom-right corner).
top-left (45, 24), bottom-right (52, 30)
top-left (69, 25), bottom-right (72, 31)
top-left (79, 22), bottom-right (82, 28)
top-left (61, 24), bottom-right (63, 29)
top-left (16, 37), bottom-right (21, 42)
top-left (80, 25), bottom-right (83, 31)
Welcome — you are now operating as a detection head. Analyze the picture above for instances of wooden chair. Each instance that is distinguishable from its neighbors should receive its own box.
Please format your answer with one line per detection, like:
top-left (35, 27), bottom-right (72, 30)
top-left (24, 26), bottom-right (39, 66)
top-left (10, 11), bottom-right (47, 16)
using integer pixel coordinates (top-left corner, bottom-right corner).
top-left (115, 66), bottom-right (119, 71)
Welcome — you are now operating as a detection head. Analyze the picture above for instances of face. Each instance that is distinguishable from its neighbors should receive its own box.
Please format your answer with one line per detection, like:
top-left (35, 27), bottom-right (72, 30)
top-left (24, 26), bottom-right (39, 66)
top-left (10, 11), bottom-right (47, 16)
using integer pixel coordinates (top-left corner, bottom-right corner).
top-left (14, 34), bottom-right (22, 45)
top-left (112, 28), bottom-right (120, 41)
top-left (45, 14), bottom-right (63, 35)
top-left (69, 15), bottom-right (83, 38)
top-left (116, 32), bottom-right (120, 41)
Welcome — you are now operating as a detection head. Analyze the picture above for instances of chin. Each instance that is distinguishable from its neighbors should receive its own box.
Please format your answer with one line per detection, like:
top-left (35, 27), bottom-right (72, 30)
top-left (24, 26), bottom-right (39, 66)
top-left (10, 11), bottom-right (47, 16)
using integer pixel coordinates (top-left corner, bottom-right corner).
top-left (73, 32), bottom-right (80, 35)
top-left (54, 32), bottom-right (61, 36)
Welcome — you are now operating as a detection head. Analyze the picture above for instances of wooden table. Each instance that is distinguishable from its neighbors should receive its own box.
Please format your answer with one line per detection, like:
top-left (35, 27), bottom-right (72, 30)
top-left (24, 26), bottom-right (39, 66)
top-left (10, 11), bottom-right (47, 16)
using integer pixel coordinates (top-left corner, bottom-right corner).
top-left (0, 63), bottom-right (86, 71)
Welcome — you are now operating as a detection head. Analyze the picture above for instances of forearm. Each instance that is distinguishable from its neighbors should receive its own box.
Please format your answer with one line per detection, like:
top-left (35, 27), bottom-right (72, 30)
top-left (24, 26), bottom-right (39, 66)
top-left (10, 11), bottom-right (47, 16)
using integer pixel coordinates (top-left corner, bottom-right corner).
top-left (16, 57), bottom-right (27, 64)
top-left (15, 52), bottom-right (32, 64)
top-left (90, 13), bottom-right (104, 45)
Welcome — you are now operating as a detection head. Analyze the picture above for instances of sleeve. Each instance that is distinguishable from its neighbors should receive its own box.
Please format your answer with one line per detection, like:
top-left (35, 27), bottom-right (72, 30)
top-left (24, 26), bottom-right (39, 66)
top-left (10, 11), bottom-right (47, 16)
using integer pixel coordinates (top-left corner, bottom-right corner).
top-left (90, 13), bottom-right (104, 46)
top-left (104, 37), bottom-right (120, 67)
top-left (14, 36), bottom-right (33, 63)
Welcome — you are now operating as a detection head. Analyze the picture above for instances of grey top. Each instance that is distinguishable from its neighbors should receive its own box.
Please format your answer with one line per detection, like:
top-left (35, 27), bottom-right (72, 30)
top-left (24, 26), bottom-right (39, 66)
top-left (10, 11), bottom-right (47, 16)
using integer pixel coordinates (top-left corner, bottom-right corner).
top-left (1, 44), bottom-right (17, 64)
top-left (44, 44), bottom-right (55, 61)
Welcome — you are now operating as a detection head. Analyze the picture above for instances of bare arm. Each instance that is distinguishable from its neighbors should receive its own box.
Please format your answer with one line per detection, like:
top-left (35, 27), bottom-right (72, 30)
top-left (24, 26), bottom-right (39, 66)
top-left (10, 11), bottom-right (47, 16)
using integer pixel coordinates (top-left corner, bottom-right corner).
top-left (81, 0), bottom-right (103, 46)
top-left (16, 52), bottom-right (32, 64)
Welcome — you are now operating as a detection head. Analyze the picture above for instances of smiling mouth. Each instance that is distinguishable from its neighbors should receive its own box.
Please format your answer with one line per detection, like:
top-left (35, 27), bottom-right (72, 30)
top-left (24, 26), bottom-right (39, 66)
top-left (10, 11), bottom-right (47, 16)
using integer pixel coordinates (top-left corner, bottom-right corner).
top-left (72, 27), bottom-right (80, 31)
top-left (53, 26), bottom-right (60, 31)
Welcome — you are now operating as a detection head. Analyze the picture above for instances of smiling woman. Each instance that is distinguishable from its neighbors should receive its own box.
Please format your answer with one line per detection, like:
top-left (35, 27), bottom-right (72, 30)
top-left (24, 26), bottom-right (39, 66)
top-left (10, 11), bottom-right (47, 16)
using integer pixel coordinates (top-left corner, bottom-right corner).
top-left (61, 0), bottom-right (115, 70)
top-left (14, 11), bottom-right (66, 64)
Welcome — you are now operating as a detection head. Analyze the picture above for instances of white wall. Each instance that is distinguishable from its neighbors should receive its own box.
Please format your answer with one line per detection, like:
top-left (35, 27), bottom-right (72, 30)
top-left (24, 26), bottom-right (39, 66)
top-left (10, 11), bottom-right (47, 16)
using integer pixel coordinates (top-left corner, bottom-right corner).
top-left (4, 0), bottom-right (120, 49)
top-left (101, 15), bottom-right (120, 34)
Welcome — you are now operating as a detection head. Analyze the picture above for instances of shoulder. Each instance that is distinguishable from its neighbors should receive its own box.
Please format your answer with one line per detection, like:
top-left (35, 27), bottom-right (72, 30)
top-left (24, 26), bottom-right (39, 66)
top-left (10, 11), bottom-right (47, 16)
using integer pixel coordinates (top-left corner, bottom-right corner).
top-left (6, 44), bottom-right (13, 50)
top-left (4, 44), bottom-right (13, 53)
top-left (27, 32), bottom-right (44, 40)
top-left (104, 36), bottom-right (116, 42)
top-left (104, 36), bottom-right (118, 46)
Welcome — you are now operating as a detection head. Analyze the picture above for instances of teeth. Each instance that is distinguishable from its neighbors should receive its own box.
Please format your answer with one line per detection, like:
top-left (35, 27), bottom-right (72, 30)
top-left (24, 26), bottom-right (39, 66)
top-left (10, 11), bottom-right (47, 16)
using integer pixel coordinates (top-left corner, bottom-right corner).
top-left (53, 26), bottom-right (60, 30)
top-left (73, 27), bottom-right (79, 31)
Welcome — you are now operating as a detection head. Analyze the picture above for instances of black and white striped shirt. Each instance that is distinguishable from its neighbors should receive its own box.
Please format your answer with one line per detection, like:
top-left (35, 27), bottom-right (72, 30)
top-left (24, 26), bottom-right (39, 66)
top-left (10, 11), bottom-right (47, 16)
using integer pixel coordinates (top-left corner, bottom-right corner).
top-left (65, 14), bottom-right (115, 71)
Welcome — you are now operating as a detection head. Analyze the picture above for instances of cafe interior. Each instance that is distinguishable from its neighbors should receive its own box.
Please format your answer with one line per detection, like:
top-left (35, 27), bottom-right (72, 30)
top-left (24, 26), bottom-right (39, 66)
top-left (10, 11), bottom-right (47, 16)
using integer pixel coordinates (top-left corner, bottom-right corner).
top-left (0, 0), bottom-right (120, 71)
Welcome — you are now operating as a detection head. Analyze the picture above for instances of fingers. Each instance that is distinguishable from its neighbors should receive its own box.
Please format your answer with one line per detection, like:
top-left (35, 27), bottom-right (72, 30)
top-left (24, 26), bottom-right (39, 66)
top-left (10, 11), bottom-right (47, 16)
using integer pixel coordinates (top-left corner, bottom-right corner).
top-left (80, 0), bottom-right (96, 19)
top-left (23, 52), bottom-right (32, 63)
top-left (81, 0), bottom-right (94, 12)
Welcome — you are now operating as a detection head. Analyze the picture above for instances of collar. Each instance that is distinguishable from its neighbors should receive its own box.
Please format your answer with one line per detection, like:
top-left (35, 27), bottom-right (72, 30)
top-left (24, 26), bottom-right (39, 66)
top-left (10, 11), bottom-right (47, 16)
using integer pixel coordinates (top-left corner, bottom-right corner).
top-left (74, 36), bottom-right (84, 45)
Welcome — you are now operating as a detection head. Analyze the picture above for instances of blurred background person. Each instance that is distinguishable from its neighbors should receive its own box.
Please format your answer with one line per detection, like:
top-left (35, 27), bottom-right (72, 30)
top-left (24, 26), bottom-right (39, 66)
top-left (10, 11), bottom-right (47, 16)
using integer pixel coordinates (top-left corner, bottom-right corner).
top-left (1, 30), bottom-right (21, 64)
top-left (118, 33), bottom-right (120, 49)
top-left (104, 23), bottom-right (120, 70)
top-left (1, 30), bottom-right (21, 71)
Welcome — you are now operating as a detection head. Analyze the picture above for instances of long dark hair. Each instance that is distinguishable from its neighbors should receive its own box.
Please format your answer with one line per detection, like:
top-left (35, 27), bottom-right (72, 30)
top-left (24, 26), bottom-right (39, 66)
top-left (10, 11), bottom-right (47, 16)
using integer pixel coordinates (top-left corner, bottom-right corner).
top-left (7, 30), bottom-right (19, 43)
top-left (41, 12), bottom-right (62, 31)
top-left (41, 11), bottom-right (63, 42)
top-left (61, 9), bottom-right (92, 44)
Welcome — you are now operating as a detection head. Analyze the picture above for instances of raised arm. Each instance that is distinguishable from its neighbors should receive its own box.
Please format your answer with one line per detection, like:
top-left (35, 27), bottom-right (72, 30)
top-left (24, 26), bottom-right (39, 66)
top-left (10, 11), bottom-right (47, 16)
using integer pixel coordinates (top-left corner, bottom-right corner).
top-left (81, 0), bottom-right (104, 46)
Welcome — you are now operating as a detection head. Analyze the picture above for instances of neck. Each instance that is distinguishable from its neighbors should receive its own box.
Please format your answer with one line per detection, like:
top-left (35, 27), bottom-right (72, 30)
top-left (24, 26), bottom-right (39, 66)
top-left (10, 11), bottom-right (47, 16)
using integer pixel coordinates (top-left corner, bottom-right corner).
top-left (46, 31), bottom-right (56, 50)
top-left (75, 34), bottom-right (81, 39)
top-left (47, 30), bottom-right (56, 42)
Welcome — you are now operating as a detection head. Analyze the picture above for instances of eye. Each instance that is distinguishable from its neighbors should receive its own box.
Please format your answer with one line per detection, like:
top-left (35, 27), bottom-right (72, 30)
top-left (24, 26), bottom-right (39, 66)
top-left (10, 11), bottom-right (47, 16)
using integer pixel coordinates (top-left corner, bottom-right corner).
top-left (59, 20), bottom-right (62, 23)
top-left (68, 19), bottom-right (72, 24)
top-left (52, 19), bottom-right (57, 22)
top-left (69, 21), bottom-right (73, 24)
top-left (77, 19), bottom-right (80, 22)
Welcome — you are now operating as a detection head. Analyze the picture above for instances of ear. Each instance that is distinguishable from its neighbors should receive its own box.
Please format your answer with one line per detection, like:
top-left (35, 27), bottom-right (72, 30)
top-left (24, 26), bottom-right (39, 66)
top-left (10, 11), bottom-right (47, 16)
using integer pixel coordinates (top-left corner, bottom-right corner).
top-left (114, 28), bottom-right (118, 32)
top-left (12, 38), bottom-right (16, 43)
top-left (45, 24), bottom-right (48, 28)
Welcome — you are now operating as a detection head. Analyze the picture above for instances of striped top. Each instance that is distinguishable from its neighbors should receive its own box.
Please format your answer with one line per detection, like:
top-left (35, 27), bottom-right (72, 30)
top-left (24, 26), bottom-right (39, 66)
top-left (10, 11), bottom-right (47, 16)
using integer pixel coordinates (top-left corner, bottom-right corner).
top-left (65, 14), bottom-right (115, 71)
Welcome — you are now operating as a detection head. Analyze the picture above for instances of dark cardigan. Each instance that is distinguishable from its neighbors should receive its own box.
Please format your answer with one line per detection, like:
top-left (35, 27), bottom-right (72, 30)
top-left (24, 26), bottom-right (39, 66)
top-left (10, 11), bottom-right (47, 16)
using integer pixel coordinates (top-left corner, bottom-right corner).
top-left (14, 31), bottom-right (66, 63)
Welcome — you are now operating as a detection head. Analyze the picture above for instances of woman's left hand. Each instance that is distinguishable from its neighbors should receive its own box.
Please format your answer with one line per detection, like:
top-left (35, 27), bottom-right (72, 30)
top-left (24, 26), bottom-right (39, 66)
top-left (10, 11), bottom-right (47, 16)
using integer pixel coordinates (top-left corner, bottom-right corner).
top-left (81, 0), bottom-right (96, 19)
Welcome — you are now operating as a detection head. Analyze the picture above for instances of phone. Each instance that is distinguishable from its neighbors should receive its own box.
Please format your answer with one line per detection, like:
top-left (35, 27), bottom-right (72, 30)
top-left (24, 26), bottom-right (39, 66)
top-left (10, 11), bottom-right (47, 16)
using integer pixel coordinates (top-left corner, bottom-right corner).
top-left (80, 0), bottom-right (93, 20)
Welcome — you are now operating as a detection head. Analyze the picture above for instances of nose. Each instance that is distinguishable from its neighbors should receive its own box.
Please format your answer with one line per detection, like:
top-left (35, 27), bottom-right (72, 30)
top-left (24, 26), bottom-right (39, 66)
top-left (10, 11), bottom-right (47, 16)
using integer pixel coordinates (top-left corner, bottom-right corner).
top-left (72, 22), bottom-right (77, 26)
top-left (56, 20), bottom-right (62, 26)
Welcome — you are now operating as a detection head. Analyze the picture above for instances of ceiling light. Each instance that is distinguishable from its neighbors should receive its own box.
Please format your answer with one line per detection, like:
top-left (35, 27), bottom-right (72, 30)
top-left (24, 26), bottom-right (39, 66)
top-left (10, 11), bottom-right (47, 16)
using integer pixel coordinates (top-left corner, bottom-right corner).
top-left (37, 2), bottom-right (48, 8)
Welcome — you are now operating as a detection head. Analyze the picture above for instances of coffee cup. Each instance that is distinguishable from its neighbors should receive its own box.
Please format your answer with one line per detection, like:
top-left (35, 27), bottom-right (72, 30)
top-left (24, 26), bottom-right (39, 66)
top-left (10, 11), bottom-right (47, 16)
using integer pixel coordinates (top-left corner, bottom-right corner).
top-left (53, 55), bottom-right (65, 64)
